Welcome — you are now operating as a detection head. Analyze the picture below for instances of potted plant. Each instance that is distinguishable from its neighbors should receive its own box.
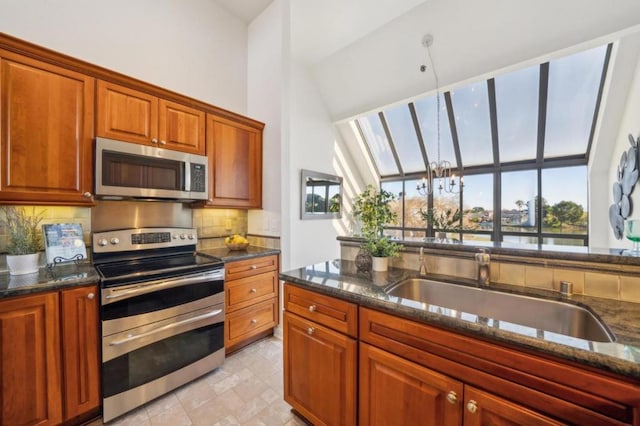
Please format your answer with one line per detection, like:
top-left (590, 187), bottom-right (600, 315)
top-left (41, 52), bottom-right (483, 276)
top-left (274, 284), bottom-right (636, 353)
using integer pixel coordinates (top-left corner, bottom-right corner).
top-left (2, 206), bottom-right (44, 275)
top-left (353, 185), bottom-right (403, 271)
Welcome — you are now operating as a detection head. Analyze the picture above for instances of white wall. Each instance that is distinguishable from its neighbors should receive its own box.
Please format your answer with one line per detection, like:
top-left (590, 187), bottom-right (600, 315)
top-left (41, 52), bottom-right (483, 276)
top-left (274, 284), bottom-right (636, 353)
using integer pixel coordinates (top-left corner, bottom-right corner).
top-left (0, 0), bottom-right (248, 113)
top-left (247, 0), bottom-right (286, 252)
top-left (602, 49), bottom-right (640, 249)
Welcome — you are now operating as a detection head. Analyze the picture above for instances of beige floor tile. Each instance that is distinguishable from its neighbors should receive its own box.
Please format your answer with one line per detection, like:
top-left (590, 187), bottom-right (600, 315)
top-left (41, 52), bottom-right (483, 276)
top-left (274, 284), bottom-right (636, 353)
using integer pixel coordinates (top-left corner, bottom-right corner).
top-left (99, 337), bottom-right (293, 426)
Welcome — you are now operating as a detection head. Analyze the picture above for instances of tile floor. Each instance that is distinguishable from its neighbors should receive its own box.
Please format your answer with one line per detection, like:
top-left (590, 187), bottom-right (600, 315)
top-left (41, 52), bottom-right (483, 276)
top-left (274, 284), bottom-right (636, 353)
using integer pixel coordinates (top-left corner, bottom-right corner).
top-left (89, 336), bottom-right (306, 426)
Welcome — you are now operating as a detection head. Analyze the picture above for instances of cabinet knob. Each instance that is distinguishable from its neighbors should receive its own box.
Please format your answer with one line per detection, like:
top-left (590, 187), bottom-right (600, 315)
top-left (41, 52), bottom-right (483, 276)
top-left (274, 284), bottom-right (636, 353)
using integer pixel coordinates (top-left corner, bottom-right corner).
top-left (83, 192), bottom-right (92, 198)
top-left (250, 319), bottom-right (257, 324)
top-left (466, 400), bottom-right (478, 414)
top-left (446, 391), bottom-right (457, 405)
top-left (250, 265), bottom-right (257, 270)
top-left (160, 140), bottom-right (167, 145)
top-left (250, 288), bottom-right (257, 293)
top-left (309, 304), bottom-right (316, 312)
top-left (307, 327), bottom-right (315, 335)
top-left (87, 293), bottom-right (95, 300)
top-left (151, 138), bottom-right (158, 144)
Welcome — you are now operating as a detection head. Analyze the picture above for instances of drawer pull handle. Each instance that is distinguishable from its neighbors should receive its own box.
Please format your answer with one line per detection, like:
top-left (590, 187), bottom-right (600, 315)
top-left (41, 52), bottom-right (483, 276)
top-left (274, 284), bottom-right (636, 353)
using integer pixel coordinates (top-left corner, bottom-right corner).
top-left (446, 391), bottom-right (457, 405)
top-left (307, 327), bottom-right (315, 335)
top-left (466, 400), bottom-right (478, 414)
top-left (309, 305), bottom-right (316, 312)
top-left (250, 288), bottom-right (257, 293)
top-left (250, 265), bottom-right (257, 270)
top-left (250, 319), bottom-right (257, 324)
top-left (87, 293), bottom-right (95, 300)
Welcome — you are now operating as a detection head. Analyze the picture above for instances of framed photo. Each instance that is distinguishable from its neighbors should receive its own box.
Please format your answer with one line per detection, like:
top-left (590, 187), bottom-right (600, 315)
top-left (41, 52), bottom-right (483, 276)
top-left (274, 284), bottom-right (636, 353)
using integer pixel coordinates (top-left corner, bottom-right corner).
top-left (42, 223), bottom-right (87, 265)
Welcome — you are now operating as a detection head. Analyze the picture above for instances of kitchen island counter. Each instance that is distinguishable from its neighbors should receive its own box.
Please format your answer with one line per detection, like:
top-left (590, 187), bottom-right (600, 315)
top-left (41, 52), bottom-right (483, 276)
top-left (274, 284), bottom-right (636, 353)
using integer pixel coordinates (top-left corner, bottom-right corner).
top-left (281, 259), bottom-right (640, 380)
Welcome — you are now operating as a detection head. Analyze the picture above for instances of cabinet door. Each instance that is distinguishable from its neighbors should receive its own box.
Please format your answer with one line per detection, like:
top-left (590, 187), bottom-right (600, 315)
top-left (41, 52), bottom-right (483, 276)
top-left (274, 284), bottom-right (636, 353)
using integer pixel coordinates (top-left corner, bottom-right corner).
top-left (360, 342), bottom-right (463, 426)
top-left (61, 285), bottom-right (100, 420)
top-left (0, 292), bottom-right (62, 426)
top-left (0, 52), bottom-right (94, 204)
top-left (96, 80), bottom-right (158, 145)
top-left (284, 312), bottom-right (357, 426)
top-left (206, 115), bottom-right (262, 208)
top-left (464, 386), bottom-right (564, 426)
top-left (158, 99), bottom-right (205, 154)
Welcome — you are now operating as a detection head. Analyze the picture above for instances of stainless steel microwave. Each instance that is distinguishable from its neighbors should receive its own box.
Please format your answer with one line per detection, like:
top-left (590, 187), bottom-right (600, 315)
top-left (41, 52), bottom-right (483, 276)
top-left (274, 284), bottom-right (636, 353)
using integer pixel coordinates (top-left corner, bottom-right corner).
top-left (95, 137), bottom-right (208, 201)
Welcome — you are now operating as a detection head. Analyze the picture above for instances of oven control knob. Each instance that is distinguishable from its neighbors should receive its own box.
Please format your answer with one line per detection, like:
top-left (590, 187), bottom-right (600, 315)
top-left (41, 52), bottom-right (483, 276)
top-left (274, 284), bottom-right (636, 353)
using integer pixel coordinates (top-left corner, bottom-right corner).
top-left (180, 233), bottom-right (186, 240)
top-left (98, 238), bottom-right (108, 247)
top-left (110, 237), bottom-right (120, 245)
top-left (188, 234), bottom-right (194, 240)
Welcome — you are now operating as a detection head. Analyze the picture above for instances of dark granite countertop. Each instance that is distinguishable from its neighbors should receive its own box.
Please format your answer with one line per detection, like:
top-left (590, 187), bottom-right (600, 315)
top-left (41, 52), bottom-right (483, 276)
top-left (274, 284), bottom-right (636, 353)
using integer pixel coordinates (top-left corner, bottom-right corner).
top-left (338, 236), bottom-right (640, 266)
top-left (280, 259), bottom-right (640, 380)
top-left (0, 263), bottom-right (100, 299)
top-left (197, 246), bottom-right (280, 263)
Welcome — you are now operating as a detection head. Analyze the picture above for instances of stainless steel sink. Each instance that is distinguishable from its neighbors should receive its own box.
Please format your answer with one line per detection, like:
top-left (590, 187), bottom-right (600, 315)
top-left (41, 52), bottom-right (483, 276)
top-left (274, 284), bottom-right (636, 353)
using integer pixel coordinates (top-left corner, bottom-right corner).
top-left (385, 278), bottom-right (615, 343)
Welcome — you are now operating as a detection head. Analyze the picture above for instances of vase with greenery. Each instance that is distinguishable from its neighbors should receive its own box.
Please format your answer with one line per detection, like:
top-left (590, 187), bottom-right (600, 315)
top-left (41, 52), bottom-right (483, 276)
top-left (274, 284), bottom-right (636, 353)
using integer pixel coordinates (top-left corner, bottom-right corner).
top-left (353, 185), bottom-right (403, 271)
top-left (2, 206), bottom-right (44, 275)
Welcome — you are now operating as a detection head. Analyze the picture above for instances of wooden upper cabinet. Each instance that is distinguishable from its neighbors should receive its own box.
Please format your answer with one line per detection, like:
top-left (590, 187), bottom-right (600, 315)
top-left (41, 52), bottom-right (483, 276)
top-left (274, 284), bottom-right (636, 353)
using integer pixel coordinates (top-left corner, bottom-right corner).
top-left (96, 80), bottom-right (158, 145)
top-left (159, 99), bottom-right (205, 154)
top-left (0, 51), bottom-right (94, 205)
top-left (0, 292), bottom-right (62, 426)
top-left (61, 285), bottom-right (100, 421)
top-left (97, 81), bottom-right (205, 155)
top-left (205, 114), bottom-right (262, 208)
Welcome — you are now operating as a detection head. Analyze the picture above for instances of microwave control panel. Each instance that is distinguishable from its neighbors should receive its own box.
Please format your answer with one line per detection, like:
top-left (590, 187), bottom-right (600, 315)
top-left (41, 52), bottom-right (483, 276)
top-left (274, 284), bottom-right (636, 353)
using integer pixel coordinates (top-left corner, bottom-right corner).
top-left (191, 163), bottom-right (206, 192)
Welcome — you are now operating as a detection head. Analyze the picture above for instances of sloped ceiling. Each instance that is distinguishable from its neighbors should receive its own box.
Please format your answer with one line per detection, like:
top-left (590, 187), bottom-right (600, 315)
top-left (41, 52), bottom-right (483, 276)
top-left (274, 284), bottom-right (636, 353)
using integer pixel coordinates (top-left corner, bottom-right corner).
top-left (306, 0), bottom-right (640, 121)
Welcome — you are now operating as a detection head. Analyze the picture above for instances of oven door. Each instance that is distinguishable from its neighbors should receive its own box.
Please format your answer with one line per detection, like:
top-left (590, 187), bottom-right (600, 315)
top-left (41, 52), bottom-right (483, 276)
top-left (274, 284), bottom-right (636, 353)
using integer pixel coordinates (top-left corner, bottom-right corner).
top-left (101, 269), bottom-right (224, 336)
top-left (102, 304), bottom-right (224, 422)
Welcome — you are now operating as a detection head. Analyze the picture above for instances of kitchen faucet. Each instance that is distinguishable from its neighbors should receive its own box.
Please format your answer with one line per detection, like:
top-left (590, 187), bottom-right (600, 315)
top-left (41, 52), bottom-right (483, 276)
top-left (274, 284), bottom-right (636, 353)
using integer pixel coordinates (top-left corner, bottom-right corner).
top-left (418, 247), bottom-right (428, 275)
top-left (475, 249), bottom-right (490, 286)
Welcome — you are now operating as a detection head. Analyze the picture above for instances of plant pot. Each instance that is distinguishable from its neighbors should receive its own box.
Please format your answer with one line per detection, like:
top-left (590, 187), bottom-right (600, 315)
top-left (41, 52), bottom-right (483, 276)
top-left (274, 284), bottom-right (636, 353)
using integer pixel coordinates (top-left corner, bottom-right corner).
top-left (371, 256), bottom-right (389, 272)
top-left (6, 253), bottom-right (40, 275)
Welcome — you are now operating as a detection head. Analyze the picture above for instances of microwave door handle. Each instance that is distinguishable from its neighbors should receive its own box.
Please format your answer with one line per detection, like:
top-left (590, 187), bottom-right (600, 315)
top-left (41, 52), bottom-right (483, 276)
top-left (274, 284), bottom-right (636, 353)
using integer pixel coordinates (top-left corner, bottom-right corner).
top-left (108, 308), bottom-right (223, 346)
top-left (184, 162), bottom-right (191, 191)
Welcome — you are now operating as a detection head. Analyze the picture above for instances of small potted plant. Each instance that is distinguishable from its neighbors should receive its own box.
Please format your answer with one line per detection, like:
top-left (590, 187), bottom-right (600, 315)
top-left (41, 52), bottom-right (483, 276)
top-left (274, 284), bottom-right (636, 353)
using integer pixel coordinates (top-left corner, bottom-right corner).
top-left (353, 185), bottom-right (403, 271)
top-left (2, 206), bottom-right (44, 275)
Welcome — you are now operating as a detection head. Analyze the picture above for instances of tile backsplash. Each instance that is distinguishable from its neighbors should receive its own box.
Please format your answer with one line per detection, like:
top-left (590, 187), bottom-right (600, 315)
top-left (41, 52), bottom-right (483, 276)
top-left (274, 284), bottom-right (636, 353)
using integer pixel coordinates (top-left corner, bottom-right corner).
top-left (341, 243), bottom-right (640, 304)
top-left (0, 206), bottom-right (92, 252)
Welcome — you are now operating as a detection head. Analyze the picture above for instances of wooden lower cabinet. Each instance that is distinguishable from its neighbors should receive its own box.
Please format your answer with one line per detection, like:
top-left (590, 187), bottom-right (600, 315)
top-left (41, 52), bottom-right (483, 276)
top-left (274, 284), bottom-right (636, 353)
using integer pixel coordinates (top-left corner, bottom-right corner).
top-left (360, 343), bottom-right (563, 426)
top-left (0, 285), bottom-right (99, 426)
top-left (0, 292), bottom-right (62, 426)
top-left (283, 312), bottom-right (357, 426)
top-left (360, 342), bottom-right (462, 426)
top-left (61, 286), bottom-right (100, 421)
top-left (224, 255), bottom-right (279, 354)
top-left (463, 386), bottom-right (563, 426)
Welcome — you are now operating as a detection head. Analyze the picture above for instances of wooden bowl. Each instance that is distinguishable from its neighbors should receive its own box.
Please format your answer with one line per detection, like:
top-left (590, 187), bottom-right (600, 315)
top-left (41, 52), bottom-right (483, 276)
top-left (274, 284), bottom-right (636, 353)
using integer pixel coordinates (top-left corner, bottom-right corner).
top-left (225, 242), bottom-right (249, 251)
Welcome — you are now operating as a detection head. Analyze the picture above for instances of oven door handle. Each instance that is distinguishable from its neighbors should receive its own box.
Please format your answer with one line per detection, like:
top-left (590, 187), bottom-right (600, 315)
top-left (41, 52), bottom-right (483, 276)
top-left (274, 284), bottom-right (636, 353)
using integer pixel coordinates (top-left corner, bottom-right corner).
top-left (104, 270), bottom-right (223, 302)
top-left (108, 308), bottom-right (223, 347)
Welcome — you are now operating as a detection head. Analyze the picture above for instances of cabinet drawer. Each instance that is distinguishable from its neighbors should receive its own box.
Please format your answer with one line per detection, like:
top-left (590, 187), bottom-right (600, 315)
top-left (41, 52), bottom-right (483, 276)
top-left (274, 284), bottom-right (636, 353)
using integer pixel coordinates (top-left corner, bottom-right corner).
top-left (225, 255), bottom-right (277, 281)
top-left (226, 271), bottom-right (277, 312)
top-left (226, 298), bottom-right (277, 345)
top-left (284, 284), bottom-right (357, 337)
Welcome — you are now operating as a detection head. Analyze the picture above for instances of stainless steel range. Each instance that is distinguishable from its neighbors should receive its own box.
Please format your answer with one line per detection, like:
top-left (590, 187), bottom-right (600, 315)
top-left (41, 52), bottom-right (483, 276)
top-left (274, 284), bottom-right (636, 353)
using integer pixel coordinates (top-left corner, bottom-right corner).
top-left (93, 227), bottom-right (225, 422)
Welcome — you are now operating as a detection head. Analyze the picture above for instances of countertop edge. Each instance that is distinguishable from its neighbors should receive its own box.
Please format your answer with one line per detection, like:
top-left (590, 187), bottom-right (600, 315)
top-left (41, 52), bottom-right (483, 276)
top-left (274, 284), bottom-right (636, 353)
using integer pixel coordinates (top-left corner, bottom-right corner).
top-left (280, 266), bottom-right (640, 381)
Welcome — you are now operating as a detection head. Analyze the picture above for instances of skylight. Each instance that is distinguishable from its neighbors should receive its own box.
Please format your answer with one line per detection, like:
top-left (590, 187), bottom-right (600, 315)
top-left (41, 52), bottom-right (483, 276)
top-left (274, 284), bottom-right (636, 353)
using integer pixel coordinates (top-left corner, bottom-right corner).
top-left (354, 43), bottom-right (611, 246)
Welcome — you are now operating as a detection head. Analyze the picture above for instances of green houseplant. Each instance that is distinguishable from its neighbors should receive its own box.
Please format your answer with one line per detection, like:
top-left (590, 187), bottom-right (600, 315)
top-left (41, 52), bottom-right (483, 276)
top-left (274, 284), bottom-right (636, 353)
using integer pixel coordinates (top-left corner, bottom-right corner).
top-left (420, 207), bottom-right (462, 239)
top-left (2, 206), bottom-right (44, 275)
top-left (353, 185), bottom-right (403, 271)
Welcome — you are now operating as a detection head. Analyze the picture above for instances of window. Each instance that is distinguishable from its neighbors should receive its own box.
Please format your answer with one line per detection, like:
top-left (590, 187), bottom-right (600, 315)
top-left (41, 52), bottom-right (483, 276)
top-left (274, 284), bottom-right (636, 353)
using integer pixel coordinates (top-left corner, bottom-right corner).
top-left (356, 44), bottom-right (610, 246)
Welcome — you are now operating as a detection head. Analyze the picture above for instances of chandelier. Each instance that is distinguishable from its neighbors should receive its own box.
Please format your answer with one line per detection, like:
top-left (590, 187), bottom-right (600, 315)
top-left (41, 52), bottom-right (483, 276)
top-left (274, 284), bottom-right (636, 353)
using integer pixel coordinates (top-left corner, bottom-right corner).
top-left (416, 34), bottom-right (463, 196)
